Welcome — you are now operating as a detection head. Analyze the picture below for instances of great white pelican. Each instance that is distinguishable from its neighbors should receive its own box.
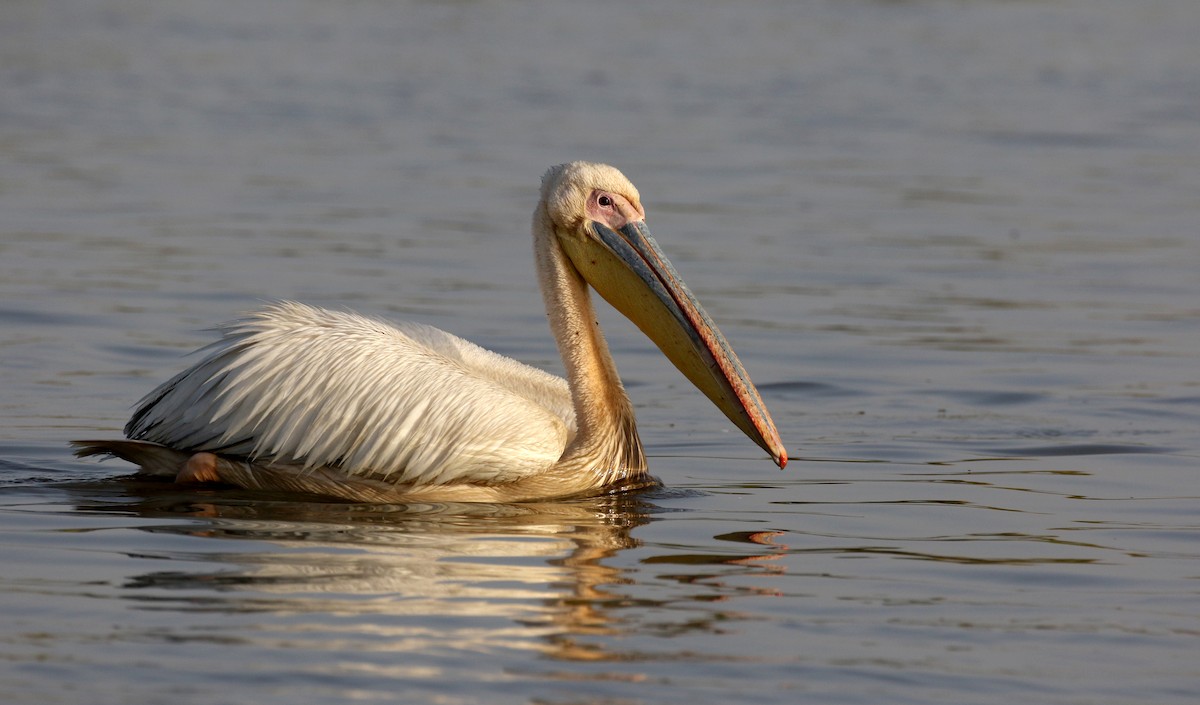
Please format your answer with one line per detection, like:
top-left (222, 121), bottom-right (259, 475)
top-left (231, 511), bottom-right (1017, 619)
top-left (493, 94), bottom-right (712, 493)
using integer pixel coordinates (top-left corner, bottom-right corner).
top-left (73, 162), bottom-right (786, 502)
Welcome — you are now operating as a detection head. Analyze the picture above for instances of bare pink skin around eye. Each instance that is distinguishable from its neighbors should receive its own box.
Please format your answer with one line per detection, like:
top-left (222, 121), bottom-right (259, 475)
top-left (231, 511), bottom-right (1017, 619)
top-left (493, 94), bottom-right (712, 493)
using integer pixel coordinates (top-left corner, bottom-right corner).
top-left (585, 190), bottom-right (645, 230)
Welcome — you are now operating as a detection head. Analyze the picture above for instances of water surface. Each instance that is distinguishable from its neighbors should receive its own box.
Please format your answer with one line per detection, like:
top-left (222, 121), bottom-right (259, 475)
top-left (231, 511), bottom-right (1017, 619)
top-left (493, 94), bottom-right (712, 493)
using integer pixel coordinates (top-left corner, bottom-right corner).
top-left (2, 1), bottom-right (1198, 703)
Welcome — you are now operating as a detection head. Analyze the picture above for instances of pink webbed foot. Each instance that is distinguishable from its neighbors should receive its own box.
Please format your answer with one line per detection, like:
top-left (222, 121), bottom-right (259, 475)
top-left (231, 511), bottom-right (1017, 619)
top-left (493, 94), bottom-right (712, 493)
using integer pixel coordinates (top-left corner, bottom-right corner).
top-left (176, 452), bottom-right (223, 484)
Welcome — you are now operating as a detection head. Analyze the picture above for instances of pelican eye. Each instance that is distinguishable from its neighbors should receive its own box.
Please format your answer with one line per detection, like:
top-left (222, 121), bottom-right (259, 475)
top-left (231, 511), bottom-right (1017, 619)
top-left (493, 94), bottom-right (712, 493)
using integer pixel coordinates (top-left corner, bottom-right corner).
top-left (597, 195), bottom-right (614, 207)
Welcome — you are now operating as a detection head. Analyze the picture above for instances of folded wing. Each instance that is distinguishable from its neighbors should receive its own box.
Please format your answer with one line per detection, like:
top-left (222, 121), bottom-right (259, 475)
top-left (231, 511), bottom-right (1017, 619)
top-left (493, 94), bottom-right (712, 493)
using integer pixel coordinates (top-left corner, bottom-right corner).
top-left (126, 302), bottom-right (574, 486)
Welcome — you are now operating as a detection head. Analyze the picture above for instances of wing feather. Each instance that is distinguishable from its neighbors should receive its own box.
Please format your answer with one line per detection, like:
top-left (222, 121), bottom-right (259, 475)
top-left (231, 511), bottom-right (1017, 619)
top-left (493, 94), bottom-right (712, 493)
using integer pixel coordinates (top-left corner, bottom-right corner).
top-left (125, 302), bottom-right (575, 486)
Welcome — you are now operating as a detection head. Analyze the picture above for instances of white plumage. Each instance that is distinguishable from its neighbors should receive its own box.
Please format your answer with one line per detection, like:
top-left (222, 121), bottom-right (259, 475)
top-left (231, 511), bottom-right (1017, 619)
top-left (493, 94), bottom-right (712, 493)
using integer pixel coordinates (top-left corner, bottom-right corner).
top-left (127, 302), bottom-right (575, 486)
top-left (74, 162), bottom-right (785, 502)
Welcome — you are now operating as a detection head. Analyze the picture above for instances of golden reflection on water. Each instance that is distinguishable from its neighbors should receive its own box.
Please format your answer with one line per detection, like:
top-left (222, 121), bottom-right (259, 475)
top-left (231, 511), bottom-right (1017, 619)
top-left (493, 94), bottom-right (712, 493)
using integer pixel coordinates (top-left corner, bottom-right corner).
top-left (60, 477), bottom-right (785, 668)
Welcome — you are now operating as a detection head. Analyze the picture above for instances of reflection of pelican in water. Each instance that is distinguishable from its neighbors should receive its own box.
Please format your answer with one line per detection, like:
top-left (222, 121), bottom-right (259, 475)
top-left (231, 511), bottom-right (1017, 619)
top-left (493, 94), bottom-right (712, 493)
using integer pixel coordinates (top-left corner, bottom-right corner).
top-left (73, 162), bottom-right (785, 502)
top-left (64, 477), bottom-right (786, 666)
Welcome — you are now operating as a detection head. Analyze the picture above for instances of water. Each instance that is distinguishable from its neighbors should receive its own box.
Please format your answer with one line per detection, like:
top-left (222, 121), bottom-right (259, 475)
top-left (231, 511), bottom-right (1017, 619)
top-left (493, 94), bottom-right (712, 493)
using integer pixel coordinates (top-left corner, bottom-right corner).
top-left (2, 0), bottom-right (1199, 703)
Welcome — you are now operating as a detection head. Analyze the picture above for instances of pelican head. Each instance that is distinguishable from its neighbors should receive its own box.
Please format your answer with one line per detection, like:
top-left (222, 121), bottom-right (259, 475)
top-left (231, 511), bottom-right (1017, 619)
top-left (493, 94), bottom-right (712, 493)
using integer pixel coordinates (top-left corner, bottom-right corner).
top-left (538, 162), bottom-right (787, 469)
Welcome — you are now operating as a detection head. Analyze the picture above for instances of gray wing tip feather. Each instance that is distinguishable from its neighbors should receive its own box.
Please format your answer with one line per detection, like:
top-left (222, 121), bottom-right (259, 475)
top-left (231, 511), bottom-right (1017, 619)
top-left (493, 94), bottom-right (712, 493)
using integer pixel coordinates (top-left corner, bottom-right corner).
top-left (69, 439), bottom-right (190, 477)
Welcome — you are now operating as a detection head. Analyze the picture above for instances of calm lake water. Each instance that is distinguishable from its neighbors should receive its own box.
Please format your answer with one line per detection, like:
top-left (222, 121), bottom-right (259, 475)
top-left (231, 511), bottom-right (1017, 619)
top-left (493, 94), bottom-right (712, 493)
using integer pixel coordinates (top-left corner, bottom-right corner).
top-left (2, 1), bottom-right (1198, 703)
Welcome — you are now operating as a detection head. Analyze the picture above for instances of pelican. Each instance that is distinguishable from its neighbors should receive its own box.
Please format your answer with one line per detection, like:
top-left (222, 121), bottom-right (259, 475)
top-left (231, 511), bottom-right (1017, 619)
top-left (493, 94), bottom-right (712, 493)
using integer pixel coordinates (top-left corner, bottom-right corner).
top-left (73, 162), bottom-right (786, 502)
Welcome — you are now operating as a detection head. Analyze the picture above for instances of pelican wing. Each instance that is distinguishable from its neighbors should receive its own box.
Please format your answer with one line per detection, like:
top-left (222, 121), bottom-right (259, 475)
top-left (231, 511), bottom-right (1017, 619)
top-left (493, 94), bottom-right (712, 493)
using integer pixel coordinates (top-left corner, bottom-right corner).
top-left (126, 302), bottom-right (574, 486)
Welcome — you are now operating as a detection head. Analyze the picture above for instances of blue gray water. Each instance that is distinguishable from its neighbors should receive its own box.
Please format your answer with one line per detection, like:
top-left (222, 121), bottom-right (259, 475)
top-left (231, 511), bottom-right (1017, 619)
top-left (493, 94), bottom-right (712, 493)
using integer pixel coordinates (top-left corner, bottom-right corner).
top-left (2, 1), bottom-right (1198, 703)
